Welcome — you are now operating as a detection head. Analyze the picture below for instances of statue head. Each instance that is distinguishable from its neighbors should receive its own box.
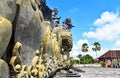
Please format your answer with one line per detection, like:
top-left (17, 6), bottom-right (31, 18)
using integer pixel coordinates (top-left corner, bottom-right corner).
top-left (52, 8), bottom-right (58, 15)
top-left (62, 18), bottom-right (74, 30)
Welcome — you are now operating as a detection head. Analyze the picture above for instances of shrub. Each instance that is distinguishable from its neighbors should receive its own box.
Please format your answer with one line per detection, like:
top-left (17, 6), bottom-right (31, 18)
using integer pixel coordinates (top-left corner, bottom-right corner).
top-left (80, 54), bottom-right (94, 64)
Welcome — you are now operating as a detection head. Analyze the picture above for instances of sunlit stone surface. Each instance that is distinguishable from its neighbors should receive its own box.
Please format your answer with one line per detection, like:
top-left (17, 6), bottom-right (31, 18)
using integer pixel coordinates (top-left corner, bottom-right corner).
top-left (79, 67), bottom-right (120, 78)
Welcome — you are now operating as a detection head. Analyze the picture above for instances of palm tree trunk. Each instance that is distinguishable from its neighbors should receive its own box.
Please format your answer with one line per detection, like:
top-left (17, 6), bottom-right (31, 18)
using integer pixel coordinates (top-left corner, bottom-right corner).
top-left (96, 51), bottom-right (97, 58)
top-left (84, 52), bottom-right (85, 64)
top-left (96, 51), bottom-right (98, 63)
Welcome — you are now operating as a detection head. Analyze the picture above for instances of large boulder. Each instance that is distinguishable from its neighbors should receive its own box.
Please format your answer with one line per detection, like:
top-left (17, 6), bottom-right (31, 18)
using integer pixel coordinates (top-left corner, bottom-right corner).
top-left (0, 59), bottom-right (9, 78)
top-left (0, 17), bottom-right (12, 58)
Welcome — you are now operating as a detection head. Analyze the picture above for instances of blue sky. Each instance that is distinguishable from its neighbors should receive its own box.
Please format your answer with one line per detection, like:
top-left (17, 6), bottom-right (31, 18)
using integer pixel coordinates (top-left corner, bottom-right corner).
top-left (46, 0), bottom-right (120, 58)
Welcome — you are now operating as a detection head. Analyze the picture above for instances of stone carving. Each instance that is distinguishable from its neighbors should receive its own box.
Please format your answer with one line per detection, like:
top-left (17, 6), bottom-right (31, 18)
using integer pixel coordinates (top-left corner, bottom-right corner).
top-left (0, 0), bottom-right (16, 22)
top-left (9, 42), bottom-right (22, 77)
top-left (17, 65), bottom-right (27, 78)
top-left (0, 16), bottom-right (12, 58)
top-left (0, 0), bottom-right (73, 78)
top-left (62, 18), bottom-right (74, 30)
top-left (16, 0), bottom-right (22, 5)
top-left (52, 8), bottom-right (61, 27)
top-left (30, 0), bottom-right (44, 23)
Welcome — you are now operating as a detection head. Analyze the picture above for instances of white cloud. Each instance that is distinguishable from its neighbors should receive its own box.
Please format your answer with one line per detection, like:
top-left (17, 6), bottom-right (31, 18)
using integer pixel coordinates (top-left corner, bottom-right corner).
top-left (93, 11), bottom-right (119, 26)
top-left (83, 11), bottom-right (120, 40)
top-left (70, 39), bottom-right (89, 59)
top-left (112, 40), bottom-right (120, 49)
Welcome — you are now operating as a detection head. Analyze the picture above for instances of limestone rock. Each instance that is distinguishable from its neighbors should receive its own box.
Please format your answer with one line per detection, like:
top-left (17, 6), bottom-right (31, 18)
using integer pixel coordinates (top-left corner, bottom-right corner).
top-left (0, 17), bottom-right (12, 58)
top-left (0, 0), bottom-right (16, 22)
top-left (0, 59), bottom-right (9, 78)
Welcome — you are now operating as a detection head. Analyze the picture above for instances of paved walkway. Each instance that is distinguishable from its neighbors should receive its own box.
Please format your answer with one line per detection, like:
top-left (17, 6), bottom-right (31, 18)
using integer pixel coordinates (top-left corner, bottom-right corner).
top-left (78, 67), bottom-right (120, 78)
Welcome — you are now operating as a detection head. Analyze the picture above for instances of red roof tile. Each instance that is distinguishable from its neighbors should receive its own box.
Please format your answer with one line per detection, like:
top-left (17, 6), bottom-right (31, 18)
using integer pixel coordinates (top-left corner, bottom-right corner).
top-left (98, 50), bottom-right (120, 59)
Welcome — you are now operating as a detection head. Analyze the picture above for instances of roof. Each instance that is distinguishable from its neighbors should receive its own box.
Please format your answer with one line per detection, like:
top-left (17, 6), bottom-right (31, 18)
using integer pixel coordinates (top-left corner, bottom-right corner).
top-left (98, 50), bottom-right (120, 59)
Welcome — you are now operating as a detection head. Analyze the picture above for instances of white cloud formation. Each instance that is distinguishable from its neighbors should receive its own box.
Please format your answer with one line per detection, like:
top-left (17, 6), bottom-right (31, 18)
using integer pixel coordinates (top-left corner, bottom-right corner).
top-left (112, 40), bottom-right (120, 49)
top-left (83, 11), bottom-right (120, 40)
top-left (93, 11), bottom-right (119, 26)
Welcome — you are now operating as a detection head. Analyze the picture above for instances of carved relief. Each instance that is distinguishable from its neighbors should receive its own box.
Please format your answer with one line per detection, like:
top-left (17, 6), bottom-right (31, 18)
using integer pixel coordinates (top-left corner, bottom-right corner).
top-left (10, 42), bottom-right (22, 73)
top-left (0, 0), bottom-right (73, 78)
top-left (31, 0), bottom-right (44, 23)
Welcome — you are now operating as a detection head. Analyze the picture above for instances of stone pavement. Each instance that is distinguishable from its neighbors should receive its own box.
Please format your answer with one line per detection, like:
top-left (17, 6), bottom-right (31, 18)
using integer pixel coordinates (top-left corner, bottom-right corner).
top-left (78, 67), bottom-right (120, 78)
top-left (53, 64), bottom-right (120, 78)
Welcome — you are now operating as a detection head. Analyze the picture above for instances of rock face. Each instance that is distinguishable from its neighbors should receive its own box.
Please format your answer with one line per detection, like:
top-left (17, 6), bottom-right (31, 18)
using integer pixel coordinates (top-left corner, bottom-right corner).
top-left (15, 0), bottom-right (44, 64)
top-left (0, 0), bottom-right (73, 77)
top-left (0, 17), bottom-right (12, 58)
top-left (0, 0), bottom-right (16, 22)
top-left (0, 59), bottom-right (9, 78)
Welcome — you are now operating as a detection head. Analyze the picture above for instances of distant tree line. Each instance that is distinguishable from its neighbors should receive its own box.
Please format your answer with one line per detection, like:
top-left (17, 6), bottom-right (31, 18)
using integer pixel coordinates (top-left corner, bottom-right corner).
top-left (74, 41), bottom-right (101, 64)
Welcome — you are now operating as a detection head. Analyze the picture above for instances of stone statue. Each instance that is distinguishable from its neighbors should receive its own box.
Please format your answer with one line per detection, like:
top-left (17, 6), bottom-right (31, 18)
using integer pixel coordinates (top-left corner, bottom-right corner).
top-left (62, 18), bottom-right (74, 30)
top-left (52, 8), bottom-right (61, 27)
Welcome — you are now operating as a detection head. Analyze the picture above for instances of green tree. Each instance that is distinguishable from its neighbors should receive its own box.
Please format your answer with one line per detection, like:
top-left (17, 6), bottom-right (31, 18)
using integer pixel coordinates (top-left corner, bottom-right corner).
top-left (80, 54), bottom-right (94, 64)
top-left (81, 43), bottom-right (89, 63)
top-left (81, 43), bottom-right (89, 53)
top-left (92, 42), bottom-right (101, 58)
top-left (74, 59), bottom-right (79, 64)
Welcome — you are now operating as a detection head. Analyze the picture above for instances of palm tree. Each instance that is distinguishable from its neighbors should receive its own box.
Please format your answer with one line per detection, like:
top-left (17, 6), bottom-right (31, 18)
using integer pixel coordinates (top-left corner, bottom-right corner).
top-left (92, 42), bottom-right (101, 58)
top-left (81, 43), bottom-right (89, 64)
top-left (77, 54), bottom-right (82, 64)
top-left (77, 54), bottom-right (82, 59)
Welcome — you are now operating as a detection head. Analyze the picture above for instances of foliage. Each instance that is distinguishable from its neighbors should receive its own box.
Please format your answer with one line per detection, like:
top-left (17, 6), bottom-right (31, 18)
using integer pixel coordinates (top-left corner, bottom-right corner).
top-left (111, 59), bottom-right (118, 64)
top-left (74, 59), bottom-right (79, 64)
top-left (81, 43), bottom-right (89, 52)
top-left (81, 43), bottom-right (89, 64)
top-left (92, 42), bottom-right (101, 57)
top-left (80, 54), bottom-right (94, 64)
top-left (92, 42), bottom-right (101, 52)
top-left (117, 57), bottom-right (120, 62)
top-left (99, 61), bottom-right (105, 67)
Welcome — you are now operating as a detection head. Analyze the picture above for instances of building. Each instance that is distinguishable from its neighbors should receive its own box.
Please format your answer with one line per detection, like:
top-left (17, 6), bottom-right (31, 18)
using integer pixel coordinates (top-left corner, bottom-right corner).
top-left (98, 50), bottom-right (120, 62)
